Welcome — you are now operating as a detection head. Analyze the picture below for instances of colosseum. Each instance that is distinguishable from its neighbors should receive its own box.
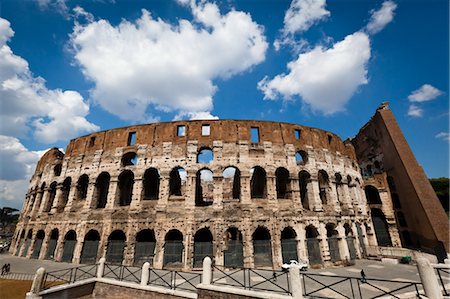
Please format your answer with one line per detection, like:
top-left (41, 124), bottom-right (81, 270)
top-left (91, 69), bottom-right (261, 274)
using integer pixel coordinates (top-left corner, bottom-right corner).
top-left (10, 104), bottom-right (449, 270)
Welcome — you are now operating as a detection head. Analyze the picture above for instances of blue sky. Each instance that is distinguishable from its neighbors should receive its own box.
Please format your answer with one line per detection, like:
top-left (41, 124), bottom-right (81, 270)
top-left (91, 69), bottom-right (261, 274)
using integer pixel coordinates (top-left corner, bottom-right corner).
top-left (0, 0), bottom-right (448, 209)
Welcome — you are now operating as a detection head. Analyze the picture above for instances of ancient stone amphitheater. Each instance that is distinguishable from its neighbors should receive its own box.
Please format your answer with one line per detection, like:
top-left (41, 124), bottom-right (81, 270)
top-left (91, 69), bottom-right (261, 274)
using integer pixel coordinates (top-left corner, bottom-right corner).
top-left (12, 120), bottom-right (375, 270)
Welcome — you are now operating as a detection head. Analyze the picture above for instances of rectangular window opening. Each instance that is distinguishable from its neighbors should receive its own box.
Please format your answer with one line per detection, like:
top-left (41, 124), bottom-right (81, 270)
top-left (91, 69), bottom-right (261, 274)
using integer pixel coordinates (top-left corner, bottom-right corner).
top-left (295, 129), bottom-right (301, 140)
top-left (177, 125), bottom-right (186, 137)
top-left (327, 135), bottom-right (332, 144)
top-left (251, 127), bottom-right (259, 143)
top-left (127, 132), bottom-right (136, 146)
top-left (202, 124), bottom-right (210, 136)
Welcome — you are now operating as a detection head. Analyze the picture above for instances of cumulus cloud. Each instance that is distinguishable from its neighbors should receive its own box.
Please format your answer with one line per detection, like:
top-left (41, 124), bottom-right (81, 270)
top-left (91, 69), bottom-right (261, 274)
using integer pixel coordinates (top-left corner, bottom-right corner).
top-left (0, 136), bottom-right (46, 209)
top-left (0, 17), bottom-right (99, 143)
top-left (407, 104), bottom-right (423, 117)
top-left (259, 32), bottom-right (370, 114)
top-left (70, 2), bottom-right (268, 122)
top-left (408, 84), bottom-right (443, 102)
top-left (174, 111), bottom-right (219, 121)
top-left (366, 1), bottom-right (397, 35)
top-left (436, 132), bottom-right (450, 142)
top-left (35, 0), bottom-right (69, 17)
top-left (283, 0), bottom-right (330, 35)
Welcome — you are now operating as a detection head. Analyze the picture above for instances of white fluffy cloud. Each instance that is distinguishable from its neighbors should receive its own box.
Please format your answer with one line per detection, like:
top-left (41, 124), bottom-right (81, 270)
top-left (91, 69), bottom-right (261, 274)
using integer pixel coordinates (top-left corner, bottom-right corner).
top-left (35, 0), bottom-right (69, 17)
top-left (283, 0), bottom-right (330, 35)
top-left (408, 84), bottom-right (443, 102)
top-left (259, 32), bottom-right (370, 114)
top-left (0, 136), bottom-right (46, 209)
top-left (366, 1), bottom-right (397, 35)
top-left (436, 132), bottom-right (450, 142)
top-left (0, 17), bottom-right (99, 143)
top-left (407, 104), bottom-right (423, 117)
top-left (70, 2), bottom-right (268, 121)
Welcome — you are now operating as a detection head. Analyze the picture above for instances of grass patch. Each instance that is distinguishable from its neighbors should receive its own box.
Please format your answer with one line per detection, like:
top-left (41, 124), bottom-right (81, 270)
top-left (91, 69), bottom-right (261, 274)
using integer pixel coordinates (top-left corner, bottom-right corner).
top-left (0, 279), bottom-right (32, 299)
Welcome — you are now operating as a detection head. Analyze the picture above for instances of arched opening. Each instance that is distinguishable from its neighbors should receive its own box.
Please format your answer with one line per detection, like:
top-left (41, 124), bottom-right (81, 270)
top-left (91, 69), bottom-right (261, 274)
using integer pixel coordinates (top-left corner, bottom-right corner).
top-left (22, 229), bottom-right (33, 257)
top-left (80, 230), bottom-right (100, 264)
top-left (276, 167), bottom-right (290, 199)
top-left (54, 164), bottom-right (62, 176)
top-left (121, 152), bottom-right (138, 166)
top-left (224, 227), bottom-right (243, 268)
top-left (197, 148), bottom-right (213, 164)
top-left (118, 170), bottom-right (134, 206)
top-left (299, 171), bottom-right (311, 209)
top-left (250, 166), bottom-right (267, 199)
top-left (195, 169), bottom-right (214, 206)
top-left (44, 182), bottom-right (57, 212)
top-left (318, 170), bottom-right (329, 205)
top-left (326, 223), bottom-right (341, 262)
top-left (95, 172), bottom-right (110, 209)
top-left (163, 230), bottom-right (183, 268)
top-left (31, 230), bottom-right (45, 259)
top-left (305, 225), bottom-right (321, 265)
top-left (222, 167), bottom-right (240, 200)
top-left (371, 209), bottom-right (392, 246)
top-left (193, 228), bottom-right (213, 268)
top-left (143, 168), bottom-right (159, 200)
top-left (295, 150), bottom-right (308, 165)
top-left (344, 224), bottom-right (357, 260)
top-left (61, 230), bottom-right (77, 262)
top-left (134, 229), bottom-right (156, 266)
top-left (169, 167), bottom-right (186, 197)
top-left (76, 175), bottom-right (89, 200)
top-left (281, 227), bottom-right (298, 263)
top-left (365, 186), bottom-right (382, 204)
top-left (334, 173), bottom-right (342, 203)
top-left (45, 229), bottom-right (59, 260)
top-left (106, 230), bottom-right (126, 264)
top-left (252, 227), bottom-right (272, 267)
top-left (59, 178), bottom-right (71, 211)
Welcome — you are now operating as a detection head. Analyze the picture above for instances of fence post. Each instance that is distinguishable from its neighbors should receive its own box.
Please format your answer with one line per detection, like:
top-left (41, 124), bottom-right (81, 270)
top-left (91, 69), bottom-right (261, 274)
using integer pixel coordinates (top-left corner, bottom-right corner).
top-left (201, 256), bottom-right (212, 285)
top-left (288, 263), bottom-right (304, 299)
top-left (141, 262), bottom-right (150, 286)
top-left (25, 267), bottom-right (46, 299)
top-left (417, 257), bottom-right (442, 299)
top-left (97, 257), bottom-right (106, 278)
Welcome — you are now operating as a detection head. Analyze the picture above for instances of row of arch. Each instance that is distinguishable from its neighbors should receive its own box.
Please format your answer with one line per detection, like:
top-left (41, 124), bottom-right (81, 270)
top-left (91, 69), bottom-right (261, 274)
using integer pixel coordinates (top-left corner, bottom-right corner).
top-left (26, 166), bottom-right (363, 213)
top-left (14, 223), bottom-right (369, 269)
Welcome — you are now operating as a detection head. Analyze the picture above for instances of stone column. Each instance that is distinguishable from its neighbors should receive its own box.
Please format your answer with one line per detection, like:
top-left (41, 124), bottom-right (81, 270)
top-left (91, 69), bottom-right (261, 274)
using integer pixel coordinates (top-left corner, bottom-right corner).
top-left (267, 175), bottom-right (276, 202)
top-left (157, 171), bottom-right (169, 208)
top-left (272, 227), bottom-right (283, 269)
top-left (183, 231), bottom-right (192, 271)
top-left (84, 181), bottom-right (96, 209)
top-left (130, 177), bottom-right (143, 210)
top-left (310, 179), bottom-right (323, 212)
top-left (38, 230), bottom-right (51, 260)
top-left (30, 191), bottom-right (44, 217)
top-left (242, 225), bottom-right (253, 268)
top-left (38, 188), bottom-right (50, 214)
top-left (123, 228), bottom-right (135, 266)
top-left (240, 174), bottom-right (251, 204)
top-left (212, 176), bottom-right (223, 209)
top-left (50, 185), bottom-right (64, 213)
top-left (318, 223), bottom-right (330, 263)
top-left (336, 223), bottom-right (349, 261)
top-left (291, 177), bottom-right (301, 205)
top-left (53, 235), bottom-right (64, 262)
top-left (105, 178), bottom-right (119, 209)
top-left (64, 182), bottom-right (78, 212)
top-left (341, 184), bottom-right (353, 212)
top-left (184, 174), bottom-right (196, 208)
top-left (328, 183), bottom-right (340, 213)
top-left (297, 224), bottom-right (308, 262)
top-left (153, 230), bottom-right (165, 269)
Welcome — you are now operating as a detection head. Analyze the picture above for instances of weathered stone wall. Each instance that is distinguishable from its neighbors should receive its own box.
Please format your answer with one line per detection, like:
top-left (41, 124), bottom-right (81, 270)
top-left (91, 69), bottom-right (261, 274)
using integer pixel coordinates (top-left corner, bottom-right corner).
top-left (12, 120), bottom-right (374, 269)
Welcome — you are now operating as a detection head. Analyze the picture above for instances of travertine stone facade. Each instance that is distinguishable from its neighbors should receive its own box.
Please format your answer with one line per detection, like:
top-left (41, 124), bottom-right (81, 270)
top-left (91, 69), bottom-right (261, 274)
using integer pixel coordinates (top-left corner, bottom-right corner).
top-left (12, 120), bottom-right (383, 270)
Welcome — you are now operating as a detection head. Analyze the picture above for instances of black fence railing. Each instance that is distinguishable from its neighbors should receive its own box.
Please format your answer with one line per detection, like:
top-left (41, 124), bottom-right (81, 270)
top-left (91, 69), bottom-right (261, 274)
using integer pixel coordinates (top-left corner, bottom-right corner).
top-left (43, 264), bottom-right (97, 290)
top-left (436, 267), bottom-right (450, 296)
top-left (211, 265), bottom-right (291, 295)
top-left (103, 263), bottom-right (142, 284)
top-left (302, 272), bottom-right (423, 299)
top-left (147, 268), bottom-right (201, 293)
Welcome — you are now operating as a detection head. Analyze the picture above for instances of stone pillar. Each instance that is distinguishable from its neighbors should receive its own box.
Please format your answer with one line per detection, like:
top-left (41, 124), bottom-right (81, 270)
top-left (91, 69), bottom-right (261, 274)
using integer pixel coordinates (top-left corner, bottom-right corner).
top-left (157, 171), bottom-right (169, 208)
top-left (38, 188), bottom-right (50, 214)
top-left (26, 267), bottom-right (46, 299)
top-left (141, 262), bottom-right (150, 286)
top-left (153, 230), bottom-right (165, 269)
top-left (336, 223), bottom-right (349, 261)
top-left (105, 178), bottom-right (118, 209)
top-left (328, 183), bottom-right (340, 213)
top-left (297, 224), bottom-right (308, 262)
top-left (130, 177), bottom-right (143, 210)
top-left (291, 177), bottom-right (301, 205)
top-left (184, 174), bottom-right (196, 208)
top-left (212, 176), bottom-right (223, 209)
top-left (30, 191), bottom-right (44, 217)
top-left (310, 179), bottom-right (323, 212)
top-left (318, 223), bottom-right (330, 263)
top-left (38, 229), bottom-right (51, 260)
top-left (123, 229), bottom-right (135, 266)
top-left (288, 263), bottom-right (304, 299)
top-left (97, 257), bottom-right (106, 278)
top-left (272, 228), bottom-right (283, 269)
top-left (64, 182), bottom-right (78, 212)
top-left (417, 258), bottom-right (443, 299)
top-left (72, 227), bottom-right (86, 264)
top-left (53, 235), bottom-right (63, 262)
top-left (267, 175), bottom-right (276, 202)
top-left (183, 231), bottom-right (192, 271)
top-left (242, 226), bottom-right (253, 268)
top-left (50, 185), bottom-right (64, 213)
top-left (240, 174), bottom-right (251, 204)
top-left (341, 184), bottom-right (353, 212)
top-left (84, 182), bottom-right (96, 209)
top-left (201, 257), bottom-right (212, 285)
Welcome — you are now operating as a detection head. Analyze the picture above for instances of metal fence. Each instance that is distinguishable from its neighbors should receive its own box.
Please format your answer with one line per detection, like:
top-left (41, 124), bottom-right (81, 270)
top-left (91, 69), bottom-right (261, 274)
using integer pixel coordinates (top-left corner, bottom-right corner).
top-left (302, 272), bottom-right (423, 299)
top-left (436, 267), bottom-right (450, 296)
top-left (147, 268), bottom-right (201, 293)
top-left (103, 263), bottom-right (142, 284)
top-left (211, 265), bottom-right (291, 295)
top-left (42, 264), bottom-right (97, 290)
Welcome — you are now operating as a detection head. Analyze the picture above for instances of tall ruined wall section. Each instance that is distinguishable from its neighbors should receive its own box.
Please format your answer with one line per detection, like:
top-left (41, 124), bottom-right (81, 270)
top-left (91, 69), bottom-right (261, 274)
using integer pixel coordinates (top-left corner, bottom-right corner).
top-left (13, 120), bottom-right (373, 270)
top-left (352, 104), bottom-right (449, 253)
